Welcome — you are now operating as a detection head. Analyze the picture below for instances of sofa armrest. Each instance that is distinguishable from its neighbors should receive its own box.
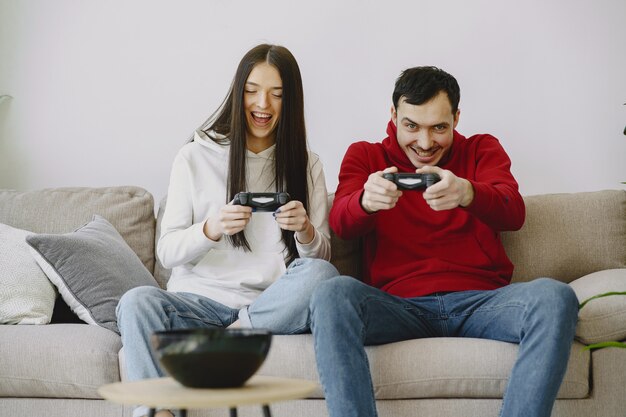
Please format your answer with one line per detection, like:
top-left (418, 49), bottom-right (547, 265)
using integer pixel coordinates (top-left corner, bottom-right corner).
top-left (569, 269), bottom-right (626, 344)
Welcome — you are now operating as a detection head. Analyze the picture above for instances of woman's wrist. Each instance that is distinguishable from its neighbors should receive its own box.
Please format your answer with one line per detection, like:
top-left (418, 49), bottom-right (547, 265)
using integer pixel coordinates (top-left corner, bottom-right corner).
top-left (295, 221), bottom-right (315, 244)
top-left (203, 218), bottom-right (223, 241)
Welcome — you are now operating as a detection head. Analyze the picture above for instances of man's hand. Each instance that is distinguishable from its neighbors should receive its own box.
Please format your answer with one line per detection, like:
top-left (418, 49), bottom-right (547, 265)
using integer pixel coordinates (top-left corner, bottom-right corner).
top-left (361, 167), bottom-right (403, 214)
top-left (417, 166), bottom-right (474, 211)
top-left (273, 200), bottom-right (315, 244)
top-left (203, 203), bottom-right (253, 241)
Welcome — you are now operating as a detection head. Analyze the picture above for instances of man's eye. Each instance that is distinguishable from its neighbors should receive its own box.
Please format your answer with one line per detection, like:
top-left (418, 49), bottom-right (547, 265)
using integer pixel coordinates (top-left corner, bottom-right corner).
top-left (407, 123), bottom-right (417, 129)
top-left (434, 125), bottom-right (446, 131)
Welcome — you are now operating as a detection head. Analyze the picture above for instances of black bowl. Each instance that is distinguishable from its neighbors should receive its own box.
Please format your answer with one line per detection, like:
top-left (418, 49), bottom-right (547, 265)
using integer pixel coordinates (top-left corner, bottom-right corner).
top-left (151, 328), bottom-right (272, 388)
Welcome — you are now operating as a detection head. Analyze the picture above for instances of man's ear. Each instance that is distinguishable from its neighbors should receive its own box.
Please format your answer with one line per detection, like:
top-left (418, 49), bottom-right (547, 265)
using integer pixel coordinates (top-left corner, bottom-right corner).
top-left (453, 109), bottom-right (460, 129)
top-left (391, 105), bottom-right (397, 125)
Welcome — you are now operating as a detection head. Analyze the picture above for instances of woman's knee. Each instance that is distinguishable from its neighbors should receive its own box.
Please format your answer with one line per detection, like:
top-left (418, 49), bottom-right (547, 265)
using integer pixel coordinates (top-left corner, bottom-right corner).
top-left (286, 258), bottom-right (339, 288)
top-left (116, 286), bottom-right (167, 320)
top-left (293, 258), bottom-right (338, 277)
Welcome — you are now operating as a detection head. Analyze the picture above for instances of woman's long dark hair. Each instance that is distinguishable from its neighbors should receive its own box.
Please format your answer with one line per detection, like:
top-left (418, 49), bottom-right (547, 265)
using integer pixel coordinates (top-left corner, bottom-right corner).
top-left (196, 44), bottom-right (308, 264)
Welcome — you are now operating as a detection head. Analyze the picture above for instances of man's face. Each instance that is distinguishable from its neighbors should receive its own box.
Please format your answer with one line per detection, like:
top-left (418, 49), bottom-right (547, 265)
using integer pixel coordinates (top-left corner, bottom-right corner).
top-left (391, 91), bottom-right (460, 168)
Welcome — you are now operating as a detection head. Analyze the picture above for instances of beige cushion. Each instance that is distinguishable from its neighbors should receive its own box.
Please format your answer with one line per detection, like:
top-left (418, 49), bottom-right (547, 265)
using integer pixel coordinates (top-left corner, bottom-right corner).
top-left (330, 229), bottom-right (362, 278)
top-left (0, 223), bottom-right (56, 324)
top-left (326, 193), bottom-right (363, 278)
top-left (0, 186), bottom-right (156, 275)
top-left (502, 190), bottom-right (626, 284)
top-left (153, 195), bottom-right (171, 288)
top-left (0, 324), bottom-right (121, 398)
top-left (570, 269), bottom-right (626, 344)
top-left (259, 335), bottom-right (590, 399)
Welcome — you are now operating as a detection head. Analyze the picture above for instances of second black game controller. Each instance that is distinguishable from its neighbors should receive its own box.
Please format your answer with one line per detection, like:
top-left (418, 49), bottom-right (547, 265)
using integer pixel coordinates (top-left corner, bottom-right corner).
top-left (232, 192), bottom-right (291, 211)
top-left (382, 172), bottom-right (441, 190)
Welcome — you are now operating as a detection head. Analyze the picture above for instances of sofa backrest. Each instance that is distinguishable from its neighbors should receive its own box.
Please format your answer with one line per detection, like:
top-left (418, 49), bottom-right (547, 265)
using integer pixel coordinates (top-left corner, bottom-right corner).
top-left (502, 189), bottom-right (626, 283)
top-left (0, 186), bottom-right (156, 274)
top-left (328, 190), bottom-right (626, 285)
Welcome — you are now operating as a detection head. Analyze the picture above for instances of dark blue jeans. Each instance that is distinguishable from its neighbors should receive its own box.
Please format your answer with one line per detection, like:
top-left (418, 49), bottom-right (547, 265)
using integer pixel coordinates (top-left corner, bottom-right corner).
top-left (309, 276), bottom-right (579, 417)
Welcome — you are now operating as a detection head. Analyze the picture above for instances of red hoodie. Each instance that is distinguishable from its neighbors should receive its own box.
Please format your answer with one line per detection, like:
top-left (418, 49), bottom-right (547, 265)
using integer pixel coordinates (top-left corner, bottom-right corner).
top-left (329, 121), bottom-right (525, 297)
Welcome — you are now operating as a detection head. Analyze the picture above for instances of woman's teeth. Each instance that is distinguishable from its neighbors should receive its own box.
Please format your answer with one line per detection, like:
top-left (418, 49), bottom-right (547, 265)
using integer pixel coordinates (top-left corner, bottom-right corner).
top-left (252, 112), bottom-right (271, 123)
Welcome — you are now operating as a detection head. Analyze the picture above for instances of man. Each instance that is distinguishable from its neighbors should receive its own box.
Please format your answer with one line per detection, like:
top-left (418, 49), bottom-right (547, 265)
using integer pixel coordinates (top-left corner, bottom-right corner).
top-left (309, 66), bottom-right (579, 417)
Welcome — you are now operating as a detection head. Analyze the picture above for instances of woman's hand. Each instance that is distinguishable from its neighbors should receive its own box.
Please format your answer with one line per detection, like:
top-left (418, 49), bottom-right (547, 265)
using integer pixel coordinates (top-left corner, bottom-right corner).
top-left (203, 204), bottom-right (253, 241)
top-left (273, 200), bottom-right (315, 244)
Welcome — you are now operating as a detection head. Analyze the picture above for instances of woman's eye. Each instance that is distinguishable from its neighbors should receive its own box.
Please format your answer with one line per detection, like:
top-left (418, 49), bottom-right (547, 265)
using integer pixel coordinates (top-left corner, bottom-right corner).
top-left (245, 90), bottom-right (256, 94)
top-left (272, 94), bottom-right (283, 98)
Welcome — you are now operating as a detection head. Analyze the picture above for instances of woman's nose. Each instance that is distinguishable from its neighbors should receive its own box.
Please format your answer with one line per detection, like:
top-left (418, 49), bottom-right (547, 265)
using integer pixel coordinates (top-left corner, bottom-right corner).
top-left (256, 92), bottom-right (269, 109)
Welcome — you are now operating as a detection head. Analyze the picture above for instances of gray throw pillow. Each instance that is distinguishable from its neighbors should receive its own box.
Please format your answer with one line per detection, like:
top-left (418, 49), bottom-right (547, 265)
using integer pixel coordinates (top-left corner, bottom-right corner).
top-left (26, 215), bottom-right (158, 334)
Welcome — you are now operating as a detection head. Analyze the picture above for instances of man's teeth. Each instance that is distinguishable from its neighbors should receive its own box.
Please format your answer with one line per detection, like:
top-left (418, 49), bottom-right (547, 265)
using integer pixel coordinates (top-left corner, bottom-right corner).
top-left (413, 148), bottom-right (434, 157)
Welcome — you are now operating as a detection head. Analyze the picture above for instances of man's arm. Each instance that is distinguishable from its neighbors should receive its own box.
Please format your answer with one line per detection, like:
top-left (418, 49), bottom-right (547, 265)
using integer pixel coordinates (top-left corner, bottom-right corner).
top-left (419, 136), bottom-right (524, 231)
top-left (329, 142), bottom-right (401, 240)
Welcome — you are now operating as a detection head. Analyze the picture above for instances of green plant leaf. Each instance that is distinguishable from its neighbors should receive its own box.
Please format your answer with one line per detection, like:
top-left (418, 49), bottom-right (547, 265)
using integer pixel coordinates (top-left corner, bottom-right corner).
top-left (583, 341), bottom-right (626, 351)
top-left (579, 291), bottom-right (626, 310)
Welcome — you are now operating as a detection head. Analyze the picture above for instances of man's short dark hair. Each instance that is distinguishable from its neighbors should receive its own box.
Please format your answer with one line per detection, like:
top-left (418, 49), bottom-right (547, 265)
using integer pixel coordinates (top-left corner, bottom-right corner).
top-left (392, 66), bottom-right (460, 114)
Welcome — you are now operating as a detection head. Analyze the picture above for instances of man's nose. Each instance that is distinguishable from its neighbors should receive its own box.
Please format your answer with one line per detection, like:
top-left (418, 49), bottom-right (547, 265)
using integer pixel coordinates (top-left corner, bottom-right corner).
top-left (416, 130), bottom-right (433, 150)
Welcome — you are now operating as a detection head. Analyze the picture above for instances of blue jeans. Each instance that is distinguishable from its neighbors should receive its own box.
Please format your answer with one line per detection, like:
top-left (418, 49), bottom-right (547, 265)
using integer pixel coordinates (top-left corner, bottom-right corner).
top-left (116, 258), bottom-right (338, 417)
top-left (309, 276), bottom-right (579, 417)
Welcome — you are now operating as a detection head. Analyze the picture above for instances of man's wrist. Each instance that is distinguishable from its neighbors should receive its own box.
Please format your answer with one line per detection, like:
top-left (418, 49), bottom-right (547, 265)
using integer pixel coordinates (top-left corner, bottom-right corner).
top-left (360, 193), bottom-right (375, 214)
top-left (460, 179), bottom-right (475, 207)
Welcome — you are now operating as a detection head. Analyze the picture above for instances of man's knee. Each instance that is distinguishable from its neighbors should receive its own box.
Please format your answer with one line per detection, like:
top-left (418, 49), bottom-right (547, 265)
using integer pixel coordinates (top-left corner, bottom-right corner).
top-left (310, 275), bottom-right (362, 312)
top-left (528, 278), bottom-right (579, 322)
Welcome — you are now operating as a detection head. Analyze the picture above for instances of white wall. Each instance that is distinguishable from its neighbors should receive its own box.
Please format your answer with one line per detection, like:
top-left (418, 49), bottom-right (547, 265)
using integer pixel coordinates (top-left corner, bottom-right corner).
top-left (1, 0), bottom-right (625, 206)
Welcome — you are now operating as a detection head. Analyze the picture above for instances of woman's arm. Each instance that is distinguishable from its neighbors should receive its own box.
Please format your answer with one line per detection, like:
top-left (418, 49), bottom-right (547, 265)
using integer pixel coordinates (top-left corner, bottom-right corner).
top-left (294, 155), bottom-right (331, 260)
top-left (156, 151), bottom-right (219, 269)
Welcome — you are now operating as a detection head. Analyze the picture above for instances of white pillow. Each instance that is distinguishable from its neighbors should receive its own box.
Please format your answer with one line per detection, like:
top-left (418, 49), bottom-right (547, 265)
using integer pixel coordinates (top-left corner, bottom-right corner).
top-left (0, 223), bottom-right (57, 324)
top-left (570, 269), bottom-right (626, 344)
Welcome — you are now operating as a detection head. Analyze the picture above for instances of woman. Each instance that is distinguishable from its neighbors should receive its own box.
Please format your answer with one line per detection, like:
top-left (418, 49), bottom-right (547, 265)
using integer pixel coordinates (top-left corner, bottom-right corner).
top-left (116, 44), bottom-right (338, 417)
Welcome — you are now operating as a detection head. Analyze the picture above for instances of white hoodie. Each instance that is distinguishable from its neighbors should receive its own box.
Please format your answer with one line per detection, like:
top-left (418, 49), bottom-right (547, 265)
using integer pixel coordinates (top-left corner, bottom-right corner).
top-left (157, 131), bottom-right (331, 309)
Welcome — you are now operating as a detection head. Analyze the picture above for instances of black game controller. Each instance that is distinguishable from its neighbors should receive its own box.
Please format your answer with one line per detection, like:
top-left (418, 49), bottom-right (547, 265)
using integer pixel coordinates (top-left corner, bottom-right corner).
top-left (382, 173), bottom-right (441, 190)
top-left (232, 192), bottom-right (291, 211)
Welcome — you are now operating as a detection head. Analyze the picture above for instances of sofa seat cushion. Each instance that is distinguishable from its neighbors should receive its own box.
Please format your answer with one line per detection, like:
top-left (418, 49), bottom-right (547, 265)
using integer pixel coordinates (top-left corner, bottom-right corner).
top-left (0, 324), bottom-right (121, 398)
top-left (258, 335), bottom-right (590, 399)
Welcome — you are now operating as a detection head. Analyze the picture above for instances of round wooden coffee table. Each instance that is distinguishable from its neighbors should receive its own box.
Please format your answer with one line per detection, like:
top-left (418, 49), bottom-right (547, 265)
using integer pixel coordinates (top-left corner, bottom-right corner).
top-left (98, 375), bottom-right (317, 417)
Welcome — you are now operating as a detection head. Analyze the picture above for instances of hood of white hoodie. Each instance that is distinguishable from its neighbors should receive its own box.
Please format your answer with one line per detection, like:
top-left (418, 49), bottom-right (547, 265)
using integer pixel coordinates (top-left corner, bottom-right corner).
top-left (193, 130), bottom-right (276, 161)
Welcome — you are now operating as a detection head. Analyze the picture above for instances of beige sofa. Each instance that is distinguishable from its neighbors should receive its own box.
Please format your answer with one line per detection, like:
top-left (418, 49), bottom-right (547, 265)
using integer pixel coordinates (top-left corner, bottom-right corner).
top-left (1, 186), bottom-right (625, 417)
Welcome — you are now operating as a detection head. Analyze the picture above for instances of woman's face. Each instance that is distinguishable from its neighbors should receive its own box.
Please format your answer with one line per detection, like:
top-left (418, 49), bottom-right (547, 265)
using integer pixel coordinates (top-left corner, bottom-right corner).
top-left (243, 62), bottom-right (283, 147)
